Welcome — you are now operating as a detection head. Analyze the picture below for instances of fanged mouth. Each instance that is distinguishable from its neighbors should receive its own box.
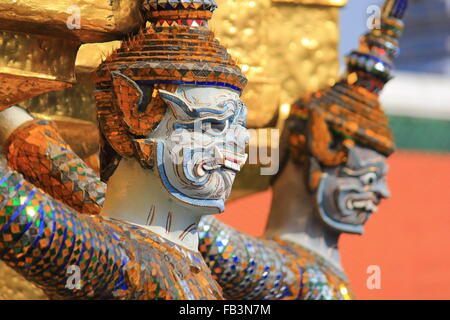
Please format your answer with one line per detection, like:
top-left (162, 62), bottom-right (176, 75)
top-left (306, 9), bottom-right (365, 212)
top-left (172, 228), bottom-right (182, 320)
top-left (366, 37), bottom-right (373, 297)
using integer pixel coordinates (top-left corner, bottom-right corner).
top-left (345, 197), bottom-right (380, 213)
top-left (195, 147), bottom-right (247, 176)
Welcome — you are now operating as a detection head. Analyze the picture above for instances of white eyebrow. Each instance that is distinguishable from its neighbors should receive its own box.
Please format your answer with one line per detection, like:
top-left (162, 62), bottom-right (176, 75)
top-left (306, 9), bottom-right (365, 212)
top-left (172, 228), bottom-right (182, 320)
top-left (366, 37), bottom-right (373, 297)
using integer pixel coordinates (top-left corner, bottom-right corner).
top-left (342, 166), bottom-right (379, 176)
top-left (364, 156), bottom-right (385, 165)
top-left (180, 89), bottom-right (235, 106)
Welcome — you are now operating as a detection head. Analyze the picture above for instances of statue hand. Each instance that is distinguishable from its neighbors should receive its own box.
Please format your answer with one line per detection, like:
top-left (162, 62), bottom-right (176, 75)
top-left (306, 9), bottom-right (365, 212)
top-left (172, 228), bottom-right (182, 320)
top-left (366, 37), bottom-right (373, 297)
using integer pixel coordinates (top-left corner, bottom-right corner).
top-left (0, 0), bottom-right (145, 43)
top-left (0, 106), bottom-right (33, 147)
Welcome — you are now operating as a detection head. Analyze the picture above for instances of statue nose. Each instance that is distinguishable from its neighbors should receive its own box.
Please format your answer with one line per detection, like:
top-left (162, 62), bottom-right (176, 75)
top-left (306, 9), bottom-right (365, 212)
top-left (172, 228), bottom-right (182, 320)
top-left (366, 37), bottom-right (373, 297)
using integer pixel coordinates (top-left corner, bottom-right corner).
top-left (373, 180), bottom-right (391, 199)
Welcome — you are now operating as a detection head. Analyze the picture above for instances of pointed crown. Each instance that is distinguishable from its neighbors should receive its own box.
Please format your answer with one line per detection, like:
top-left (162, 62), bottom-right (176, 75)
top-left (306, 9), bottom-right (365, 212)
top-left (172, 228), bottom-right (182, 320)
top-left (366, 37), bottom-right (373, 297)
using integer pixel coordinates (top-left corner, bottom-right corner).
top-left (94, 0), bottom-right (247, 180)
top-left (143, 0), bottom-right (218, 27)
top-left (287, 0), bottom-right (409, 166)
top-left (346, 0), bottom-right (408, 92)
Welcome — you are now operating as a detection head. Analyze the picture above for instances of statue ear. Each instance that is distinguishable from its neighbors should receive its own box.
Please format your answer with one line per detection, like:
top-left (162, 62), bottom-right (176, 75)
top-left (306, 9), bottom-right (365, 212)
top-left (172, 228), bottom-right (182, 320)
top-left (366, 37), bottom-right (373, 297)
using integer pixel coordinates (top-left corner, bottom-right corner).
top-left (110, 72), bottom-right (169, 136)
top-left (306, 108), bottom-right (348, 166)
top-left (110, 71), bottom-right (148, 135)
top-left (111, 71), bottom-right (144, 111)
top-left (158, 89), bottom-right (198, 120)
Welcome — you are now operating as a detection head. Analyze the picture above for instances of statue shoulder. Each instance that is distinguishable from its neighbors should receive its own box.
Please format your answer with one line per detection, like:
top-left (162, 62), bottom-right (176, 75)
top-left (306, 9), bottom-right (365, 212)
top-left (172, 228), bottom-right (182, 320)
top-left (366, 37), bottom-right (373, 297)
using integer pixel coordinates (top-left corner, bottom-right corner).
top-left (98, 217), bottom-right (223, 300)
top-left (272, 237), bottom-right (355, 300)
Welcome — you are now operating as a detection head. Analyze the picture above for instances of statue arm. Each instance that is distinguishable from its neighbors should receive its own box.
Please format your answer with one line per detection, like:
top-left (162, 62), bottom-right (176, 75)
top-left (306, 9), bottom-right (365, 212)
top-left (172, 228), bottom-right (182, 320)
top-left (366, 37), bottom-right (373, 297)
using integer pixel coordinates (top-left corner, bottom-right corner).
top-left (0, 106), bottom-right (105, 215)
top-left (0, 158), bottom-right (128, 299)
top-left (198, 216), bottom-right (351, 300)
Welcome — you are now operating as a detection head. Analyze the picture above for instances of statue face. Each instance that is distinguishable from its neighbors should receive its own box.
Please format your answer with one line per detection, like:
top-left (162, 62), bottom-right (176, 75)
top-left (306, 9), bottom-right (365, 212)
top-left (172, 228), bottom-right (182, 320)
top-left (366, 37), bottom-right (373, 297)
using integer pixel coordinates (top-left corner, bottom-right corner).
top-left (151, 86), bottom-right (249, 214)
top-left (314, 146), bottom-right (390, 234)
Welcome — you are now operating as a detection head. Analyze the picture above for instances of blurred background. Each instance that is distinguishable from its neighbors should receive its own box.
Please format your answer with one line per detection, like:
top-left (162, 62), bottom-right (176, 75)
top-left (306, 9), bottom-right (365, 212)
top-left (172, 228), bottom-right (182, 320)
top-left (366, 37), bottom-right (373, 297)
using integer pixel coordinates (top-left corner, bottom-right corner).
top-left (219, 0), bottom-right (450, 300)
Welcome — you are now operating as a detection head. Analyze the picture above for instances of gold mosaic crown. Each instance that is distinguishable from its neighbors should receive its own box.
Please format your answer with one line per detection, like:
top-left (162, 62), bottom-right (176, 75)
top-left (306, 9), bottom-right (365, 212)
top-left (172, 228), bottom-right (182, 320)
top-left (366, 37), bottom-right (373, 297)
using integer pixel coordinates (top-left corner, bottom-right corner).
top-left (143, 0), bottom-right (218, 27)
top-left (94, 0), bottom-right (247, 180)
top-left (96, 0), bottom-right (246, 94)
top-left (289, 82), bottom-right (394, 167)
top-left (287, 0), bottom-right (408, 166)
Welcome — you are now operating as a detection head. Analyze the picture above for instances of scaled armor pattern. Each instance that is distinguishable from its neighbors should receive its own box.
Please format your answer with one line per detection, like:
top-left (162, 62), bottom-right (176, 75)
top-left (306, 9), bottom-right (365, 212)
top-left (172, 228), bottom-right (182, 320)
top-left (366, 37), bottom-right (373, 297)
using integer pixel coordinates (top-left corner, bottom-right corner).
top-left (0, 160), bottom-right (222, 299)
top-left (198, 216), bottom-right (352, 300)
top-left (4, 119), bottom-right (105, 215)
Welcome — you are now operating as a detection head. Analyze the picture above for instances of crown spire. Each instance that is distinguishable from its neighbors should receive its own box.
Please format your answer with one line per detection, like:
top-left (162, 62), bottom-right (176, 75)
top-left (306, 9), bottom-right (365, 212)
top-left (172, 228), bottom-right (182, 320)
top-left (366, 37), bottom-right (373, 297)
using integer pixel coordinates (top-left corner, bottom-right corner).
top-left (143, 0), bottom-right (218, 27)
top-left (288, 0), bottom-right (409, 160)
top-left (345, 0), bottom-right (408, 93)
top-left (382, 0), bottom-right (408, 18)
top-left (94, 0), bottom-right (246, 175)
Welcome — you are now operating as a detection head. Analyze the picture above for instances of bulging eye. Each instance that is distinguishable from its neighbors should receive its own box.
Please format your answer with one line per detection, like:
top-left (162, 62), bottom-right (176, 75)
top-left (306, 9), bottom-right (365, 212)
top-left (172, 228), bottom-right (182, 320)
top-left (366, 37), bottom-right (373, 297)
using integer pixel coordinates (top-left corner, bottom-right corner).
top-left (202, 120), bottom-right (228, 134)
top-left (224, 101), bottom-right (237, 110)
top-left (210, 121), bottom-right (227, 133)
top-left (360, 172), bottom-right (378, 185)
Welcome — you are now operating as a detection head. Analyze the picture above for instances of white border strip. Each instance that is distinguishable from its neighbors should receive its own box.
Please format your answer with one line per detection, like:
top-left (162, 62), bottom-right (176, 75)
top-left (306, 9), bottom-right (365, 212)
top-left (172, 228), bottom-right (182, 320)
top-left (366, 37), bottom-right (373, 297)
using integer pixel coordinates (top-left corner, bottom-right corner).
top-left (380, 71), bottom-right (450, 120)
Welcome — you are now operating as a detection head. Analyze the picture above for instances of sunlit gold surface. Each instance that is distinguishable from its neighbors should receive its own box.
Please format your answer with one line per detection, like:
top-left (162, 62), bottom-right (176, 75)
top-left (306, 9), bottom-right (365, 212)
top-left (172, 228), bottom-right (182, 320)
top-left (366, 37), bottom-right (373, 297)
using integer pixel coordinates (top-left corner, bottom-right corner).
top-left (76, 41), bottom-right (122, 72)
top-left (211, 0), bottom-right (341, 128)
top-left (0, 0), bottom-right (143, 42)
top-left (14, 42), bottom-right (120, 120)
top-left (0, 262), bottom-right (46, 299)
top-left (272, 0), bottom-right (347, 6)
top-left (0, 0), bottom-right (143, 108)
top-left (0, 30), bottom-right (78, 109)
top-left (22, 72), bottom-right (97, 122)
